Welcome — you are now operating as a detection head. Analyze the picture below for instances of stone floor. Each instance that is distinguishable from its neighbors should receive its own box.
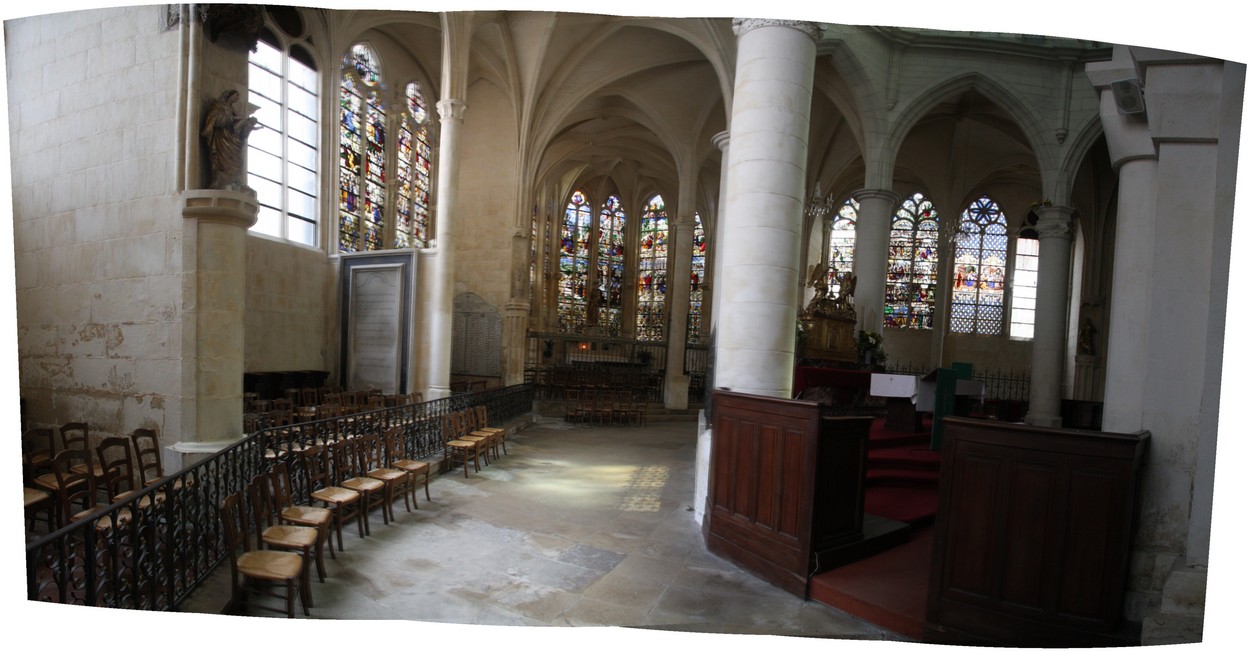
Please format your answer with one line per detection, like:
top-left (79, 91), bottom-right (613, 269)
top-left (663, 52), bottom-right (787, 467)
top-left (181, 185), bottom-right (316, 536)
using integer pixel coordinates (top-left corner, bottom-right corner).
top-left (175, 415), bottom-right (909, 645)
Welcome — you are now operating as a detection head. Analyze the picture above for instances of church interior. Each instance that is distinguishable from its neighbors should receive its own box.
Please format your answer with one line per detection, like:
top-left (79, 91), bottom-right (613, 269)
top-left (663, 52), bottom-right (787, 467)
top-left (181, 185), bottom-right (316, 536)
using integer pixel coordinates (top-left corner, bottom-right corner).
top-left (6, 2), bottom-right (1246, 647)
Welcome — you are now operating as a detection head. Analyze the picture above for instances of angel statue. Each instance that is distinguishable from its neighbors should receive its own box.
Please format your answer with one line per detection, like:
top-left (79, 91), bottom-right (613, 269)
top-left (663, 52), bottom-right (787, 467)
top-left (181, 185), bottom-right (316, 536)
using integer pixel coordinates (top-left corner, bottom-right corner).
top-left (202, 89), bottom-right (261, 191)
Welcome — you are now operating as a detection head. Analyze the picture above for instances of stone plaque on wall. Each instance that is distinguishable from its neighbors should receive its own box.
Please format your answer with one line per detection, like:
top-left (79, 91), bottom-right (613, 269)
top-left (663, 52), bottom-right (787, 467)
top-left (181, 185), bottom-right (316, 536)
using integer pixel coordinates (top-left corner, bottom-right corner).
top-left (452, 293), bottom-right (501, 376)
top-left (339, 251), bottom-right (416, 394)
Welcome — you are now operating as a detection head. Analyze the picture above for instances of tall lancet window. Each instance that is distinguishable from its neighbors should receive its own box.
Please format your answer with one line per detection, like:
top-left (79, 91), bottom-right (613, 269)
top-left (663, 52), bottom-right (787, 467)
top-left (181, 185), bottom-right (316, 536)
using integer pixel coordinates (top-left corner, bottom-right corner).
top-left (950, 195), bottom-right (1009, 335)
top-left (597, 195), bottom-right (627, 337)
top-left (338, 43), bottom-right (386, 252)
top-left (1010, 237), bottom-right (1040, 339)
top-left (884, 192), bottom-right (939, 330)
top-left (636, 195), bottom-right (669, 342)
top-left (395, 81), bottom-right (433, 248)
top-left (827, 198), bottom-right (857, 298)
top-left (247, 25), bottom-right (319, 246)
top-left (688, 213), bottom-right (706, 343)
top-left (557, 191), bottom-right (594, 334)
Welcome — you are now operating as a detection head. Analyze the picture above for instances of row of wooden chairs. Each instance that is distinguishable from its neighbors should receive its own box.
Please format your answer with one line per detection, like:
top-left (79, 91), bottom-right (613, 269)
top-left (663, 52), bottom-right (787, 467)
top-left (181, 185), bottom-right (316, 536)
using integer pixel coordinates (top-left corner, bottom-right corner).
top-left (221, 426), bottom-right (434, 617)
top-left (441, 406), bottom-right (509, 478)
top-left (563, 389), bottom-right (649, 426)
top-left (23, 427), bottom-right (170, 533)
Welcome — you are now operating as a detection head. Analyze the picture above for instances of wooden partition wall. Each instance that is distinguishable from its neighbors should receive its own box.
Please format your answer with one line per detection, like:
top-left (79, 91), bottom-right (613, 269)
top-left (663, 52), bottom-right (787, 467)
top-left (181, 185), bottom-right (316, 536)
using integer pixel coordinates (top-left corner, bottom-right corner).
top-left (704, 390), bottom-right (872, 597)
top-left (925, 416), bottom-right (1149, 646)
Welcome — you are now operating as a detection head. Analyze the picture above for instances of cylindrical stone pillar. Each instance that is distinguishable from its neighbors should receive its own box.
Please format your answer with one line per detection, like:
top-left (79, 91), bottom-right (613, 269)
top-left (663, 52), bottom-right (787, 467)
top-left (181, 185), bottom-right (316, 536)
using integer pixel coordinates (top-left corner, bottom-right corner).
top-left (424, 98), bottom-right (466, 399)
top-left (1026, 205), bottom-right (1075, 427)
top-left (181, 190), bottom-right (258, 446)
top-left (664, 216), bottom-right (695, 408)
top-left (716, 18), bottom-right (820, 398)
top-left (850, 188), bottom-right (900, 333)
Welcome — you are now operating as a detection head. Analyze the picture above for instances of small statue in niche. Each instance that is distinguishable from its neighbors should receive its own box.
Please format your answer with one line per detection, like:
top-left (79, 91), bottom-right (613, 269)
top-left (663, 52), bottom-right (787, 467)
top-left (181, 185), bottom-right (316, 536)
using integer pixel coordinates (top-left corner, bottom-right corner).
top-left (1078, 316), bottom-right (1097, 356)
top-left (202, 89), bottom-right (261, 191)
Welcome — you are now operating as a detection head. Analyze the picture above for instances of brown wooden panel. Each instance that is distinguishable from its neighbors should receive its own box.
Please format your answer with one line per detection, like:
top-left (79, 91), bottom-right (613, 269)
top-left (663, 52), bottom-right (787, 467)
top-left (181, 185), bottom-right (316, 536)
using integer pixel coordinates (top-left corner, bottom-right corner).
top-left (1000, 462), bottom-right (1060, 610)
top-left (926, 417), bottom-right (1149, 646)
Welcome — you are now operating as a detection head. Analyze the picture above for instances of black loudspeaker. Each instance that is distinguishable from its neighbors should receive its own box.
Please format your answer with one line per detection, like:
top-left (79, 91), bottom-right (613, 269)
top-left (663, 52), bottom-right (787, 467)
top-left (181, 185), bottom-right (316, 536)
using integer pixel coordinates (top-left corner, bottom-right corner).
top-left (1111, 78), bottom-right (1146, 115)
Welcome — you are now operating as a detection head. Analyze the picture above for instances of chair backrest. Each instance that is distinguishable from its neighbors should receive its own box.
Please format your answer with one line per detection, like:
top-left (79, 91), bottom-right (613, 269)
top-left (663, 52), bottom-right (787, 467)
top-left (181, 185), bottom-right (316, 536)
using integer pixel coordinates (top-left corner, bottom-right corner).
top-left (357, 433), bottom-right (385, 472)
top-left (59, 422), bottom-right (90, 452)
top-left (329, 439), bottom-right (358, 480)
top-left (299, 387), bottom-right (320, 407)
top-left (132, 428), bottom-right (163, 484)
top-left (367, 395), bottom-right (386, 410)
top-left (301, 445), bottom-right (329, 489)
top-left (219, 491), bottom-right (251, 555)
top-left (273, 397), bottom-right (294, 412)
top-left (246, 473), bottom-right (278, 548)
top-left (22, 427), bottom-right (55, 462)
top-left (96, 436), bottom-right (137, 500)
top-left (475, 405), bottom-right (491, 428)
top-left (449, 411), bottom-right (467, 438)
top-left (383, 427), bottom-right (406, 464)
top-left (52, 449), bottom-right (97, 521)
top-left (269, 465), bottom-right (297, 510)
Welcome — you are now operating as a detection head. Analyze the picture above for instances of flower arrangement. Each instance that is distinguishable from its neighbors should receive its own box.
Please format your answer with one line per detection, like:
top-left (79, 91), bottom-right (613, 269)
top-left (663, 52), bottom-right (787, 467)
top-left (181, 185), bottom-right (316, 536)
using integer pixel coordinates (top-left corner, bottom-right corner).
top-left (856, 330), bottom-right (887, 368)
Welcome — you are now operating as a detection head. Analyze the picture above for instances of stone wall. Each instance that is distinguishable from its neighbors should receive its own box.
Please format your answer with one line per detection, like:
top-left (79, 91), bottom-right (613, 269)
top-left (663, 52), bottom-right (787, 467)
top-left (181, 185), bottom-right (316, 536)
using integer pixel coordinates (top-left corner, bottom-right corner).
top-left (8, 7), bottom-right (185, 446)
top-left (243, 234), bottom-right (331, 373)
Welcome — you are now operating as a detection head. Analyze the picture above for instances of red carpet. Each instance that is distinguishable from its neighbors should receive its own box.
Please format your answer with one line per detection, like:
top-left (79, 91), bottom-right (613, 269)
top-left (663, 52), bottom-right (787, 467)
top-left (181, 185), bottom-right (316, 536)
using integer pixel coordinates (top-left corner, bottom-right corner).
top-left (863, 416), bottom-right (940, 526)
top-left (810, 527), bottom-right (934, 640)
top-left (807, 416), bottom-right (940, 639)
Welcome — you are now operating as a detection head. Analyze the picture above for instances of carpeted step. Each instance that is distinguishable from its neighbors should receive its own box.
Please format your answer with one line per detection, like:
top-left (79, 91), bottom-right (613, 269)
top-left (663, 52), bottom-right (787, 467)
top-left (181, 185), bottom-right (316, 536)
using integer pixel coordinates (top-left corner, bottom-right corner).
top-left (864, 485), bottom-right (939, 526)
top-left (868, 429), bottom-right (932, 450)
top-left (868, 445), bottom-right (942, 469)
top-left (867, 469), bottom-right (940, 490)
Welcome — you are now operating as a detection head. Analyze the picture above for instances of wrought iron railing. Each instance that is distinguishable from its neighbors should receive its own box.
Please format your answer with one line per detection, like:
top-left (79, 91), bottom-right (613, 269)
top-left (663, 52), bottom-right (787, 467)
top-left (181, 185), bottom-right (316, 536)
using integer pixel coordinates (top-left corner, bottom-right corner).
top-left (25, 384), bottom-right (535, 611)
top-left (880, 362), bottom-right (1031, 403)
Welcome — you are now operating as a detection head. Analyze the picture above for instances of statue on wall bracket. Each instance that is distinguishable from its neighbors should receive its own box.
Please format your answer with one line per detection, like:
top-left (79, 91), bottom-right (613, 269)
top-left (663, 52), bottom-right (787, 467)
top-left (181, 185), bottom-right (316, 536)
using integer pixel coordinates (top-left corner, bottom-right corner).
top-left (202, 89), bottom-right (261, 192)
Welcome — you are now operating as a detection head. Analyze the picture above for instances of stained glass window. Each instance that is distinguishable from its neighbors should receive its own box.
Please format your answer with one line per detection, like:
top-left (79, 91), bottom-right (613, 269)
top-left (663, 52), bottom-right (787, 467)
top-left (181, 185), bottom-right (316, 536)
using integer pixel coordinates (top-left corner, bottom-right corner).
top-left (395, 81), bottom-right (432, 249)
top-left (247, 27), bottom-right (319, 246)
top-left (1010, 237), bottom-right (1039, 338)
top-left (950, 196), bottom-right (1008, 335)
top-left (827, 198), bottom-right (857, 299)
top-left (688, 213), bottom-right (706, 343)
top-left (558, 191), bottom-right (594, 334)
top-left (637, 195), bottom-right (669, 342)
top-left (339, 44), bottom-right (386, 252)
top-left (884, 192), bottom-right (939, 330)
top-left (596, 196), bottom-right (626, 337)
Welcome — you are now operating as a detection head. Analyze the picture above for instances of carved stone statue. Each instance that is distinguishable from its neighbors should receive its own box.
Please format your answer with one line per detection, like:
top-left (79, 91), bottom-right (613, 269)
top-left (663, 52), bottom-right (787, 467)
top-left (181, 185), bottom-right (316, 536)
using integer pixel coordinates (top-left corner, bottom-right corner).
top-left (202, 89), bottom-right (260, 191)
top-left (1078, 316), bottom-right (1097, 356)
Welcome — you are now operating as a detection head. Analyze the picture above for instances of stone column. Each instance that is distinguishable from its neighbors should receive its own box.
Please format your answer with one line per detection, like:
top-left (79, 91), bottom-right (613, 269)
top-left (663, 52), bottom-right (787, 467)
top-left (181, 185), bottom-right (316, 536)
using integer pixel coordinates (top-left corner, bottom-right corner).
top-left (850, 189), bottom-right (900, 333)
top-left (1025, 205), bottom-right (1075, 427)
top-left (178, 190), bottom-right (257, 460)
top-left (423, 98), bottom-right (466, 399)
top-left (502, 299), bottom-right (530, 386)
top-left (716, 18), bottom-right (819, 398)
top-left (707, 131), bottom-right (731, 338)
top-left (664, 215), bottom-right (695, 409)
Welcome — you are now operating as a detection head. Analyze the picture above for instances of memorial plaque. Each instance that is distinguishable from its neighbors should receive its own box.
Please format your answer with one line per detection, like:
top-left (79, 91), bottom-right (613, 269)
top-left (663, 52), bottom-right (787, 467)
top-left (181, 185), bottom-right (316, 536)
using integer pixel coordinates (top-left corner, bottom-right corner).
top-left (452, 292), bottom-right (501, 376)
top-left (347, 264), bottom-right (404, 393)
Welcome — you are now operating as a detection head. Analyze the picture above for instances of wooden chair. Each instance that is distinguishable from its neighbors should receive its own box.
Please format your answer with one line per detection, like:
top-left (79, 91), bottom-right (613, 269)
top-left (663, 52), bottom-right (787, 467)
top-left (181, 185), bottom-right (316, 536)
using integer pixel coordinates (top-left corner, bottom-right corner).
top-left (302, 445), bottom-right (363, 551)
top-left (22, 427), bottom-right (55, 465)
top-left (361, 433), bottom-right (408, 520)
top-left (382, 426), bottom-right (430, 508)
top-left (24, 486), bottom-right (56, 534)
top-left (564, 389), bottom-right (584, 422)
top-left (334, 437), bottom-right (388, 533)
top-left (49, 449), bottom-right (103, 525)
top-left (132, 428), bottom-right (168, 487)
top-left (269, 464), bottom-right (335, 567)
top-left (219, 491), bottom-right (308, 618)
top-left (462, 408), bottom-right (499, 460)
top-left (247, 474), bottom-right (318, 607)
top-left (452, 411), bottom-right (491, 468)
top-left (441, 414), bottom-right (483, 478)
top-left (299, 387), bottom-right (320, 408)
top-left (60, 422), bottom-right (106, 484)
top-left (95, 436), bottom-right (146, 505)
top-left (474, 405), bottom-right (507, 456)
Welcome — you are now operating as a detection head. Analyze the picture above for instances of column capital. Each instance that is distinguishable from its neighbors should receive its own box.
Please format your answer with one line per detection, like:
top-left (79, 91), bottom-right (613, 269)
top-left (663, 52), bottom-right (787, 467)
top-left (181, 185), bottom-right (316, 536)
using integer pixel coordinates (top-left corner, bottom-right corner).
top-left (436, 98), bottom-right (467, 123)
top-left (731, 18), bottom-right (823, 42)
top-left (711, 130), bottom-right (730, 151)
top-left (850, 188), bottom-right (901, 205)
top-left (1034, 204), bottom-right (1076, 240)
